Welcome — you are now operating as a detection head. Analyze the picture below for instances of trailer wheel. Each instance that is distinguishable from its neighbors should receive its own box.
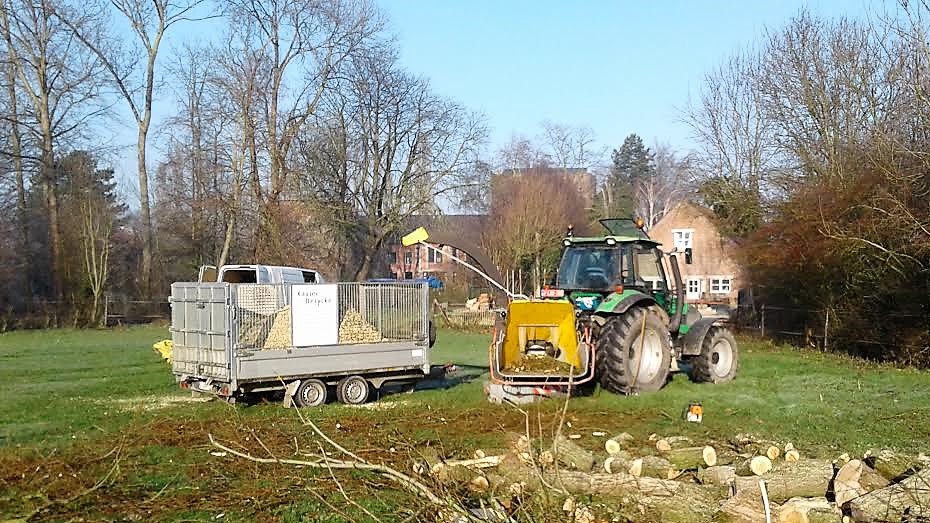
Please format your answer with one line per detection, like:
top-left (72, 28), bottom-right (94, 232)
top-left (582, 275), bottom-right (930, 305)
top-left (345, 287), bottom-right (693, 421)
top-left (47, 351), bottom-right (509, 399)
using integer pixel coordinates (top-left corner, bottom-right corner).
top-left (336, 375), bottom-right (370, 405)
top-left (295, 379), bottom-right (328, 407)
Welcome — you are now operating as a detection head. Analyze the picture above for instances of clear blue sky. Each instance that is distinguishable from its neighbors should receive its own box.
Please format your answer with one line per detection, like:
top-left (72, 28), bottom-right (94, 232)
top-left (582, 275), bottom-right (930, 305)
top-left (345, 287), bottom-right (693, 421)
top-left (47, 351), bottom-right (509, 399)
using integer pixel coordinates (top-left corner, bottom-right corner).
top-left (381, 0), bottom-right (872, 155)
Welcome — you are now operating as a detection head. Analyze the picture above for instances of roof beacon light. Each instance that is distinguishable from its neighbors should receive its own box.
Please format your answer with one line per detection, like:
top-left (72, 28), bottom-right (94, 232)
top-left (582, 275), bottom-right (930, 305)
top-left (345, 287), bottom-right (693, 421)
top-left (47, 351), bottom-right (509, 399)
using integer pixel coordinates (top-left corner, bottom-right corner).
top-left (634, 216), bottom-right (645, 229)
top-left (566, 224), bottom-right (574, 237)
top-left (606, 238), bottom-right (616, 245)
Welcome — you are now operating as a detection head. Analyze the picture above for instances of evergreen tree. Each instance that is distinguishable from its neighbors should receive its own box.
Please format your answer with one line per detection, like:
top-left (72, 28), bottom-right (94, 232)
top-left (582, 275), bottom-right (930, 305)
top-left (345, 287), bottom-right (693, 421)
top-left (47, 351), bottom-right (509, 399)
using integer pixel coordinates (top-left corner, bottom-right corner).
top-left (599, 134), bottom-right (656, 219)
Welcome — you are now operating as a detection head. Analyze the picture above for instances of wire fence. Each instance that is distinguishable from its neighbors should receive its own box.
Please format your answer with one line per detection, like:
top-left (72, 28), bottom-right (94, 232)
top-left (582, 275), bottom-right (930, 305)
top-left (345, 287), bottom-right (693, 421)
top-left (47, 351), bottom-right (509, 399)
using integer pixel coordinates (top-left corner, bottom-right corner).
top-left (733, 304), bottom-right (930, 364)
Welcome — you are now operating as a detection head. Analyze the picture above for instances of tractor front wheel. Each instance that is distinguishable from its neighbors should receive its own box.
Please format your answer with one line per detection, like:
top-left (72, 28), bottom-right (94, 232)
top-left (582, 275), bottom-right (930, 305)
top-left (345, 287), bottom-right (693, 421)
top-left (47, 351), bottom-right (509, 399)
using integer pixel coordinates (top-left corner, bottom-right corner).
top-left (597, 307), bottom-right (672, 394)
top-left (688, 326), bottom-right (739, 383)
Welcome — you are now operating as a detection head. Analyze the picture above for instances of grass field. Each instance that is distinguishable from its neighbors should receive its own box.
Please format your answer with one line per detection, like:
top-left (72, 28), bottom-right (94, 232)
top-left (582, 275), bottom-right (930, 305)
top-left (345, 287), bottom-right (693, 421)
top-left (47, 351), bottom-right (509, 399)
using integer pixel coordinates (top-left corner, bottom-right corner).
top-left (1, 326), bottom-right (930, 522)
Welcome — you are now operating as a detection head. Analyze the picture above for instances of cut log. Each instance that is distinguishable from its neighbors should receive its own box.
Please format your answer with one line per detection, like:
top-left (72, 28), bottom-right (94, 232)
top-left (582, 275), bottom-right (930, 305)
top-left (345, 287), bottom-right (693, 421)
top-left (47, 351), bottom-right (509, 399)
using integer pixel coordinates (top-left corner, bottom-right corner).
top-left (473, 449), bottom-right (486, 459)
top-left (656, 436), bottom-right (692, 452)
top-left (833, 459), bottom-right (888, 508)
top-left (736, 456), bottom-right (773, 476)
top-left (604, 432), bottom-right (634, 454)
top-left (862, 448), bottom-right (922, 481)
top-left (552, 434), bottom-right (595, 471)
top-left (784, 442), bottom-right (795, 453)
top-left (785, 450), bottom-right (801, 463)
top-left (505, 432), bottom-right (532, 454)
top-left (698, 465), bottom-right (736, 486)
top-left (846, 467), bottom-right (930, 522)
top-left (538, 449), bottom-right (555, 468)
top-left (732, 459), bottom-right (835, 504)
top-left (628, 455), bottom-right (679, 479)
top-left (603, 455), bottom-right (632, 474)
top-left (663, 446), bottom-right (718, 470)
top-left (498, 455), bottom-right (723, 523)
top-left (714, 493), bottom-right (772, 523)
top-left (767, 445), bottom-right (782, 461)
top-left (430, 455), bottom-right (503, 474)
top-left (777, 497), bottom-right (841, 523)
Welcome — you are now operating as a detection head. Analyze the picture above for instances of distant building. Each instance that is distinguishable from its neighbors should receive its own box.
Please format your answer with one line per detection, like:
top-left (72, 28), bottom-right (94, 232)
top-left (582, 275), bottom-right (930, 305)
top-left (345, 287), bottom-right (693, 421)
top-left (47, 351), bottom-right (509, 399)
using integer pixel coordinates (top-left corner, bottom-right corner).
top-left (386, 215), bottom-right (487, 281)
top-left (648, 202), bottom-right (742, 305)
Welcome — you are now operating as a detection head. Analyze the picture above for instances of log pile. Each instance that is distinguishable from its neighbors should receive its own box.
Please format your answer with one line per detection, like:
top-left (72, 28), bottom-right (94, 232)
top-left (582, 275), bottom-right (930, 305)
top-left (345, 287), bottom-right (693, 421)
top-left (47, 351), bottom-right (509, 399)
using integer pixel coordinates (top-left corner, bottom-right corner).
top-left (413, 429), bottom-right (930, 523)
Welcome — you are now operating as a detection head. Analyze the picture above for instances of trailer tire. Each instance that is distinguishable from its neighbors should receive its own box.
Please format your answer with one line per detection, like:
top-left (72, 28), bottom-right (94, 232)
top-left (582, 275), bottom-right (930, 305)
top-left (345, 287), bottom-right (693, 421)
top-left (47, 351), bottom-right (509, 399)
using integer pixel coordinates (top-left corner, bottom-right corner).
top-left (597, 307), bottom-right (672, 394)
top-left (429, 320), bottom-right (437, 348)
top-left (336, 375), bottom-right (370, 405)
top-left (295, 379), bottom-right (328, 407)
top-left (688, 326), bottom-right (738, 383)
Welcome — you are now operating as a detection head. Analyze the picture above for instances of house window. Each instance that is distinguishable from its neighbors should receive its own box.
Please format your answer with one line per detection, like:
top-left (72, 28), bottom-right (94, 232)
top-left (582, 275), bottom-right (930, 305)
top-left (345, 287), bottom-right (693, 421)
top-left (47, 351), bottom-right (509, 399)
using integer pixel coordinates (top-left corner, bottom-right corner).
top-left (686, 278), bottom-right (702, 299)
top-left (672, 229), bottom-right (694, 250)
top-left (709, 277), bottom-right (732, 294)
top-left (428, 248), bottom-right (435, 263)
top-left (436, 249), bottom-right (443, 263)
top-left (404, 251), bottom-right (412, 265)
top-left (388, 251), bottom-right (397, 264)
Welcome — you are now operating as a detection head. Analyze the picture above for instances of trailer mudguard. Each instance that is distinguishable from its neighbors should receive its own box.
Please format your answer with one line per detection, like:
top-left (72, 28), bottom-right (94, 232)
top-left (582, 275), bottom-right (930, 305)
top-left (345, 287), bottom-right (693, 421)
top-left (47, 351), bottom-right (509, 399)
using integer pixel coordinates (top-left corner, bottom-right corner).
top-left (594, 289), bottom-right (656, 315)
top-left (678, 317), bottom-right (721, 356)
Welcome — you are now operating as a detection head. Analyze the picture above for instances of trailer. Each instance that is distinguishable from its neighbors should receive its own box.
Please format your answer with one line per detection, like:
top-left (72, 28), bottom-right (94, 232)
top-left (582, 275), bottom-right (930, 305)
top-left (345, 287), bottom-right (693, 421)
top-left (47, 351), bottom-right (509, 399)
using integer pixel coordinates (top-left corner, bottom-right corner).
top-left (169, 281), bottom-right (435, 406)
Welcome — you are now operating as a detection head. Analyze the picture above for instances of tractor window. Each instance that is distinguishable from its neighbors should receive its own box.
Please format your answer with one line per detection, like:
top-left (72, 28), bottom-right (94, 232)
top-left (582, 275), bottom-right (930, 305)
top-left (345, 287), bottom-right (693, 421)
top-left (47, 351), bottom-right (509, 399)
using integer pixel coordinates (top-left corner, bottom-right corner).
top-left (557, 245), bottom-right (623, 291)
top-left (632, 248), bottom-right (668, 292)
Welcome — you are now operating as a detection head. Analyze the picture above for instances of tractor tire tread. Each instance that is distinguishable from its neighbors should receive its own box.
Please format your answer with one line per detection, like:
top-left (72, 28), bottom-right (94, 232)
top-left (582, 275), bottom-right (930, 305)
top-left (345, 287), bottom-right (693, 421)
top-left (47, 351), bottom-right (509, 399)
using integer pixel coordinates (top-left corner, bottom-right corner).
top-left (597, 307), bottom-right (672, 394)
top-left (688, 326), bottom-right (739, 384)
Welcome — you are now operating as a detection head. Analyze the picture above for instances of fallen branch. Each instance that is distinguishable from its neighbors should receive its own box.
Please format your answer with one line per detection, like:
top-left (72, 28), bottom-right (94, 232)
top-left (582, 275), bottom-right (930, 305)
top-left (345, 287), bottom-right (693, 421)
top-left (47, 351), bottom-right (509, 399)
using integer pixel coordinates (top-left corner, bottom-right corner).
top-left (208, 434), bottom-right (448, 507)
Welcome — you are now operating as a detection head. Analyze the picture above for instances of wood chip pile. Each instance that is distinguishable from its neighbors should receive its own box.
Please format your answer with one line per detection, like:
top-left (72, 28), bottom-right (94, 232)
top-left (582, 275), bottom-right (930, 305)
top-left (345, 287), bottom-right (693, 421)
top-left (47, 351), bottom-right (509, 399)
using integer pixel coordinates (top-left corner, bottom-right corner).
top-left (339, 309), bottom-right (381, 344)
top-left (503, 354), bottom-right (574, 374)
top-left (262, 306), bottom-right (292, 349)
top-left (415, 429), bottom-right (930, 523)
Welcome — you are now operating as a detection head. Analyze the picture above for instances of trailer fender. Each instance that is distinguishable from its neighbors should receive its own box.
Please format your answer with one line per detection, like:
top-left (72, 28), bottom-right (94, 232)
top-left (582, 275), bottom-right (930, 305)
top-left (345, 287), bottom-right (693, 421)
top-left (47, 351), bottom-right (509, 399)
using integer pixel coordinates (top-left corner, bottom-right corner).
top-left (679, 318), bottom-right (722, 356)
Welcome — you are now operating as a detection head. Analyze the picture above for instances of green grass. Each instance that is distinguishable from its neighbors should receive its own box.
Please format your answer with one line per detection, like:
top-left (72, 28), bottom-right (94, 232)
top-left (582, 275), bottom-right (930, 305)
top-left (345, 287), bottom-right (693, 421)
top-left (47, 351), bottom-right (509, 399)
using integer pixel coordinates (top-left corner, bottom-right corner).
top-left (3, 325), bottom-right (930, 521)
top-left (0, 325), bottom-right (179, 447)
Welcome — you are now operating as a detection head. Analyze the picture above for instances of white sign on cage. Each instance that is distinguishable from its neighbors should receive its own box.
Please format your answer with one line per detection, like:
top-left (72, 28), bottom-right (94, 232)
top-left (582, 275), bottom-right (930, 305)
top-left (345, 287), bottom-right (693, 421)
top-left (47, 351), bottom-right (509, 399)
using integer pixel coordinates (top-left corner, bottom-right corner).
top-left (291, 284), bottom-right (339, 346)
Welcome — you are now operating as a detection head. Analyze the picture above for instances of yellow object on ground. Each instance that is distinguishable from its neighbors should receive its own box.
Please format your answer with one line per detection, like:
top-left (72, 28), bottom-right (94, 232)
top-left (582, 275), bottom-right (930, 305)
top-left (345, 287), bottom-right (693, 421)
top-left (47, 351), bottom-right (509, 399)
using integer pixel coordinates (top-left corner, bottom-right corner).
top-left (500, 300), bottom-right (581, 371)
top-left (152, 339), bottom-right (173, 363)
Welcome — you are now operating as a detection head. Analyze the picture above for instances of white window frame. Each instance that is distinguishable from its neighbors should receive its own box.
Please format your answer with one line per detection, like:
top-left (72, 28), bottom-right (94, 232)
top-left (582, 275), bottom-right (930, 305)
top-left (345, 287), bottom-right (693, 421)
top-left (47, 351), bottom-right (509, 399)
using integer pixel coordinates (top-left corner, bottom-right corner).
top-left (708, 276), bottom-right (733, 294)
top-left (672, 228), bottom-right (694, 251)
top-left (686, 277), bottom-right (702, 299)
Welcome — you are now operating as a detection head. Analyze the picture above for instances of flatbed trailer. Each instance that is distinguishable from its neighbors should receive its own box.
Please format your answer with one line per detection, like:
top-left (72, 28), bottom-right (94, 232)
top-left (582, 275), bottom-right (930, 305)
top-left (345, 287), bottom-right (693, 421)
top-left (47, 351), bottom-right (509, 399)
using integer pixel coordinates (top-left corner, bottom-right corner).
top-left (169, 281), bottom-right (434, 406)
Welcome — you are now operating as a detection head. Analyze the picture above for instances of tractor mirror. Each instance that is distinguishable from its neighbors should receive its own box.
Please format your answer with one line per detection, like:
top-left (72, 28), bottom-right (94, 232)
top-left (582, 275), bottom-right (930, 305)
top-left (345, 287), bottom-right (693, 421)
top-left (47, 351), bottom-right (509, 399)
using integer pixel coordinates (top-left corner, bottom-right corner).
top-left (684, 248), bottom-right (693, 265)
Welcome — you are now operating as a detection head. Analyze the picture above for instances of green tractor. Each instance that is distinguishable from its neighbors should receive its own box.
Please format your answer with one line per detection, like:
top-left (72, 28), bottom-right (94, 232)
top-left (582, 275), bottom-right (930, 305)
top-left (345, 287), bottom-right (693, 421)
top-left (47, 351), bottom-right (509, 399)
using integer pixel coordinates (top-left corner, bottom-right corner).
top-left (543, 218), bottom-right (739, 393)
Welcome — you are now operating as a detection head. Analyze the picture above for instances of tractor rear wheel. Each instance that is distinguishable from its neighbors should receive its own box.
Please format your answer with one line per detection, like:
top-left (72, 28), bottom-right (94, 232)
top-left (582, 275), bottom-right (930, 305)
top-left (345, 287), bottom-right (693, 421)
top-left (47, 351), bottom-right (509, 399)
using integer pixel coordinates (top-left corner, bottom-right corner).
top-left (688, 326), bottom-right (739, 383)
top-left (597, 307), bottom-right (672, 394)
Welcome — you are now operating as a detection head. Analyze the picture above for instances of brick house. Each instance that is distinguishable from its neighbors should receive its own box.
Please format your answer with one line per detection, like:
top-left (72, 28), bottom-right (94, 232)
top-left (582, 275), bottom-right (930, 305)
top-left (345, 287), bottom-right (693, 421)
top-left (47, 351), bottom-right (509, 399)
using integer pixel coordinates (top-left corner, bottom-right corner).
top-left (648, 202), bottom-right (742, 305)
top-left (387, 215), bottom-right (487, 281)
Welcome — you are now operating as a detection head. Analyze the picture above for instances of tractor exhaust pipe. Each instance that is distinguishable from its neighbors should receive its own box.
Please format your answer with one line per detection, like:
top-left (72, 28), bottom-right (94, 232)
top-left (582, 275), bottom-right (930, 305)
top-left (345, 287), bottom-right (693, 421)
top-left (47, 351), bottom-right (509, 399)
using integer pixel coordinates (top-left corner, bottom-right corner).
top-left (668, 254), bottom-right (685, 334)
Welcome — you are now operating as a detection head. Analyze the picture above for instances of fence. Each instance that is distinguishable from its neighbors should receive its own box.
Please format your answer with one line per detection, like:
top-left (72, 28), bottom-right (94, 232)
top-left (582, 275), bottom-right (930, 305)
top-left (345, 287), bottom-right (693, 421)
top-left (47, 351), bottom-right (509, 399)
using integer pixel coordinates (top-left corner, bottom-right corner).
top-left (733, 304), bottom-right (930, 364)
top-left (104, 296), bottom-right (171, 326)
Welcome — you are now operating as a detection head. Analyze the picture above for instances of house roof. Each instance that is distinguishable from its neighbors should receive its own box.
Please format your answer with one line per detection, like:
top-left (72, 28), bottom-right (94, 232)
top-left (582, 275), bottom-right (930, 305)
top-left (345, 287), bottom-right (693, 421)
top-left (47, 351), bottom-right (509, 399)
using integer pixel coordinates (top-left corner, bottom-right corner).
top-left (397, 214), bottom-right (488, 245)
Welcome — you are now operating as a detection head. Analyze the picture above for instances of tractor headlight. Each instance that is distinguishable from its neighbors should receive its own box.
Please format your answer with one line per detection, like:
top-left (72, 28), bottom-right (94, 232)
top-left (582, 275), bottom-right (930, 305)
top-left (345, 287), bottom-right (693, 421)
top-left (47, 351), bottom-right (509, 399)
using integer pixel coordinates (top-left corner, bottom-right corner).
top-left (606, 238), bottom-right (616, 245)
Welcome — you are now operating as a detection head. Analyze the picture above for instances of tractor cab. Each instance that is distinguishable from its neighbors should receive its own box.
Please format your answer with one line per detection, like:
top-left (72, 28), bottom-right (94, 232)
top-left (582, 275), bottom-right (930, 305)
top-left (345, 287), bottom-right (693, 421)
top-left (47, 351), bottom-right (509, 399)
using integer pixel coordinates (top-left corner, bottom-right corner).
top-left (553, 219), bottom-right (676, 319)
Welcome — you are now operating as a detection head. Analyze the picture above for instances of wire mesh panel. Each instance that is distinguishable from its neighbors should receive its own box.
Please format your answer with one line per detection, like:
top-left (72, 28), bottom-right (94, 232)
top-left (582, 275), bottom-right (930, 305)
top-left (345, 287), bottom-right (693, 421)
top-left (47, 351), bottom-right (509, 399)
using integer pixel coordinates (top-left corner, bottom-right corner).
top-left (229, 282), bottom-right (428, 350)
top-left (231, 284), bottom-right (288, 350)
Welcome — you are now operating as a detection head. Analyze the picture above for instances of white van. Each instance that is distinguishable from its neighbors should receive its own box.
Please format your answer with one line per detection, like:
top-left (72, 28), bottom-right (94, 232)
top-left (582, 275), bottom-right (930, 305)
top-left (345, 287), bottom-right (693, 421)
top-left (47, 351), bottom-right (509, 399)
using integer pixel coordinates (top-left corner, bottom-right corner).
top-left (198, 264), bottom-right (325, 284)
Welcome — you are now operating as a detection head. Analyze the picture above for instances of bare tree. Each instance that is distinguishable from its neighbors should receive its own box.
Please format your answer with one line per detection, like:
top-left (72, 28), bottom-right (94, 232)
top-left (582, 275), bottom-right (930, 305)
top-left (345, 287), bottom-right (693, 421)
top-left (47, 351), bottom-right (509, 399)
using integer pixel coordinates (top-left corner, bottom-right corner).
top-left (0, 0), bottom-right (106, 304)
top-left (58, 0), bottom-right (209, 297)
top-left (538, 120), bottom-right (604, 170)
top-left (635, 144), bottom-right (692, 229)
top-left (302, 50), bottom-right (486, 280)
top-left (227, 0), bottom-right (384, 262)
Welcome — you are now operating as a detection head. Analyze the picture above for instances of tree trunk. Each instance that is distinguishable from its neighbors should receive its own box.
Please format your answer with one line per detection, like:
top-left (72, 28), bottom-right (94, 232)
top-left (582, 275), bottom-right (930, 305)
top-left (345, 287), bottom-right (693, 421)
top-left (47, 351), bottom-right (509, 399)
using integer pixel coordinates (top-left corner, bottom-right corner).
top-left (137, 126), bottom-right (154, 298)
top-left (697, 465), bottom-right (736, 486)
top-left (731, 459), bottom-right (835, 504)
top-left (863, 449), bottom-right (922, 481)
top-left (5, 61), bottom-right (28, 289)
top-left (662, 446), bottom-right (718, 470)
top-left (552, 434), bottom-right (595, 472)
